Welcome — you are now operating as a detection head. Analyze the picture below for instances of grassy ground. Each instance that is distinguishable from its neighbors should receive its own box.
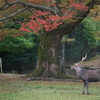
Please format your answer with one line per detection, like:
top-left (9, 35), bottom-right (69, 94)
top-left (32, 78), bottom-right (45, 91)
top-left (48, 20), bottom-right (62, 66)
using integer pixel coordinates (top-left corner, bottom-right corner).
top-left (0, 74), bottom-right (100, 100)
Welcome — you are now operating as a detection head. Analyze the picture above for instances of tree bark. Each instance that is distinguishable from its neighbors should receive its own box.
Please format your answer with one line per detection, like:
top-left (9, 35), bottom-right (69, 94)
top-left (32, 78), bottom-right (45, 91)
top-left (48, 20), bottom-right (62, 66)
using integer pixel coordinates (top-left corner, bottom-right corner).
top-left (33, 30), bottom-right (64, 77)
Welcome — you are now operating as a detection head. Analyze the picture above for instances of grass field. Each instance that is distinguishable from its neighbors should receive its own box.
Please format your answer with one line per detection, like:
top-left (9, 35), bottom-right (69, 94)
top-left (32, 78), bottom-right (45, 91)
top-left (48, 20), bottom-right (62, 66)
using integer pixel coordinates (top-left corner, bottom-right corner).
top-left (0, 74), bottom-right (100, 100)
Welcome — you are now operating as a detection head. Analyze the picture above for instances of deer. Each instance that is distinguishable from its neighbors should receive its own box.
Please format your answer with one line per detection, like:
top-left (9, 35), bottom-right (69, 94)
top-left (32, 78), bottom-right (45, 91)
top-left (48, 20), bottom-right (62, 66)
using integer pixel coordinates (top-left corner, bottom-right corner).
top-left (71, 54), bottom-right (100, 95)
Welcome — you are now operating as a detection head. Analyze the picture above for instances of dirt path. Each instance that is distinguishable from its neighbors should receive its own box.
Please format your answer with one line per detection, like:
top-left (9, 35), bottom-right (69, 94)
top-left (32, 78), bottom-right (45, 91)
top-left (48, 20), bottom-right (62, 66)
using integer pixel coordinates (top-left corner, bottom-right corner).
top-left (0, 73), bottom-right (81, 82)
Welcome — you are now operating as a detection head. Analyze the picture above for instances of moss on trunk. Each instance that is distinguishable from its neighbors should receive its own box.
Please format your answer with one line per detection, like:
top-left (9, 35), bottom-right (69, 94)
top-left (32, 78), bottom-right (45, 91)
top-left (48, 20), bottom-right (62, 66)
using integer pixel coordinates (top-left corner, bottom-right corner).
top-left (31, 30), bottom-right (64, 77)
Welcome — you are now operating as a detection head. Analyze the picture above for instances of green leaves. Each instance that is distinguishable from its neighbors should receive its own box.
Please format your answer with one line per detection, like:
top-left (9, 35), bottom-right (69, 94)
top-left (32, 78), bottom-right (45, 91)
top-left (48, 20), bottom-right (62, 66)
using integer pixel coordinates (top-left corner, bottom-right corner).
top-left (0, 33), bottom-right (35, 53)
top-left (65, 17), bottom-right (100, 59)
top-left (82, 17), bottom-right (100, 48)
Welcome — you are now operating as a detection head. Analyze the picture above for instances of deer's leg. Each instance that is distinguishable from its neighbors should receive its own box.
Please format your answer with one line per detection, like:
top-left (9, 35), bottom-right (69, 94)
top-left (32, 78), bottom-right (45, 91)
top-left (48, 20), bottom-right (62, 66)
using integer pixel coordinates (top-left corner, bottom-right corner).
top-left (86, 81), bottom-right (90, 95)
top-left (82, 80), bottom-right (86, 94)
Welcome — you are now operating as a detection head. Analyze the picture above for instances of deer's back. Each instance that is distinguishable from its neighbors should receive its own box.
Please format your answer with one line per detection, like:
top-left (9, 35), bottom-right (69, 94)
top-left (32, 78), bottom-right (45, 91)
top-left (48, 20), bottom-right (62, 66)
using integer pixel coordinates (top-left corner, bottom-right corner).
top-left (80, 69), bottom-right (100, 82)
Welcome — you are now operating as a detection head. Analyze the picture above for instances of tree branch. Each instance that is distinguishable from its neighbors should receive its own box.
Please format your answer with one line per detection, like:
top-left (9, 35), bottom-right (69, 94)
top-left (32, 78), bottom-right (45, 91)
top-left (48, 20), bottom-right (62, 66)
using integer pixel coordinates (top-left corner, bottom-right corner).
top-left (0, 0), bottom-right (98, 22)
top-left (0, 0), bottom-right (11, 10)
top-left (0, 0), bottom-right (7, 10)
top-left (60, 0), bottom-right (97, 35)
top-left (0, 0), bottom-right (56, 13)
top-left (0, 0), bottom-right (57, 21)
top-left (0, 7), bottom-right (28, 21)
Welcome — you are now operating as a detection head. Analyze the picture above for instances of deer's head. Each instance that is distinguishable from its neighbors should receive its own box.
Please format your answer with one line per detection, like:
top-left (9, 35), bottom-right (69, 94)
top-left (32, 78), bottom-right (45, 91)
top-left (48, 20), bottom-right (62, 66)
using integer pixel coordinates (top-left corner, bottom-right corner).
top-left (71, 63), bottom-right (80, 70)
top-left (71, 54), bottom-right (87, 70)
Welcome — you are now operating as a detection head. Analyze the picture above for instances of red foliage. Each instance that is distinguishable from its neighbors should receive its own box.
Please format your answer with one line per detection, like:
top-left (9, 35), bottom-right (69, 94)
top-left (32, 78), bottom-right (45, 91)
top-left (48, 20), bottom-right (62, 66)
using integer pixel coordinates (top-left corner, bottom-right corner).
top-left (20, 1), bottom-right (88, 33)
top-left (70, 3), bottom-right (88, 11)
top-left (20, 11), bottom-right (64, 33)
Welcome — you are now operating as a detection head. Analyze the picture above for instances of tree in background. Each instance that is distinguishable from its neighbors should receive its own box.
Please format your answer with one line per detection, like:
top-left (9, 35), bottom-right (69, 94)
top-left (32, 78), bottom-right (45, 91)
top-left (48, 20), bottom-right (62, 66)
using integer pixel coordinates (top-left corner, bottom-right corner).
top-left (90, 4), bottom-right (100, 21)
top-left (0, 32), bottom-right (40, 73)
top-left (64, 17), bottom-right (100, 63)
top-left (0, 0), bottom-right (99, 77)
top-left (0, 32), bottom-right (36, 53)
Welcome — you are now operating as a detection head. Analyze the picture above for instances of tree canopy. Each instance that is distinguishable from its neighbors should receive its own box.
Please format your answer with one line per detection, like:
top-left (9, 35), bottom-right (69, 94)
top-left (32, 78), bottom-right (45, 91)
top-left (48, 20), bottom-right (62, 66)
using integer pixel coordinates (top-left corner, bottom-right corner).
top-left (0, 0), bottom-right (99, 35)
top-left (0, 33), bottom-right (36, 53)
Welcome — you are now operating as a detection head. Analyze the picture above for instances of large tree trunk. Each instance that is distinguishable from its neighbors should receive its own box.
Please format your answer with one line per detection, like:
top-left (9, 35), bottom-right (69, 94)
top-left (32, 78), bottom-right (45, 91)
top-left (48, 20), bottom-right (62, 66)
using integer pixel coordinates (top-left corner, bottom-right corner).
top-left (32, 14), bottom-right (90, 77)
top-left (34, 30), bottom-right (64, 77)
top-left (32, 0), bottom-right (96, 77)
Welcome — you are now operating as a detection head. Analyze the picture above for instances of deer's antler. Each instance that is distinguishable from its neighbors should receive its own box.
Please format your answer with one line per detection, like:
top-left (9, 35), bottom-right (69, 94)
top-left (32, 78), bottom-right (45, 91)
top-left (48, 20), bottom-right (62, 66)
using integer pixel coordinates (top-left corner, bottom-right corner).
top-left (80, 54), bottom-right (87, 63)
top-left (76, 54), bottom-right (87, 65)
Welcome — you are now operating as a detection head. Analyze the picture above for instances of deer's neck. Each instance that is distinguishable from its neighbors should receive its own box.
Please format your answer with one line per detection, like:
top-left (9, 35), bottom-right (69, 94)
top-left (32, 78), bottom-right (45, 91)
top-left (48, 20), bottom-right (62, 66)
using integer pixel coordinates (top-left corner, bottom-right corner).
top-left (75, 67), bottom-right (83, 77)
